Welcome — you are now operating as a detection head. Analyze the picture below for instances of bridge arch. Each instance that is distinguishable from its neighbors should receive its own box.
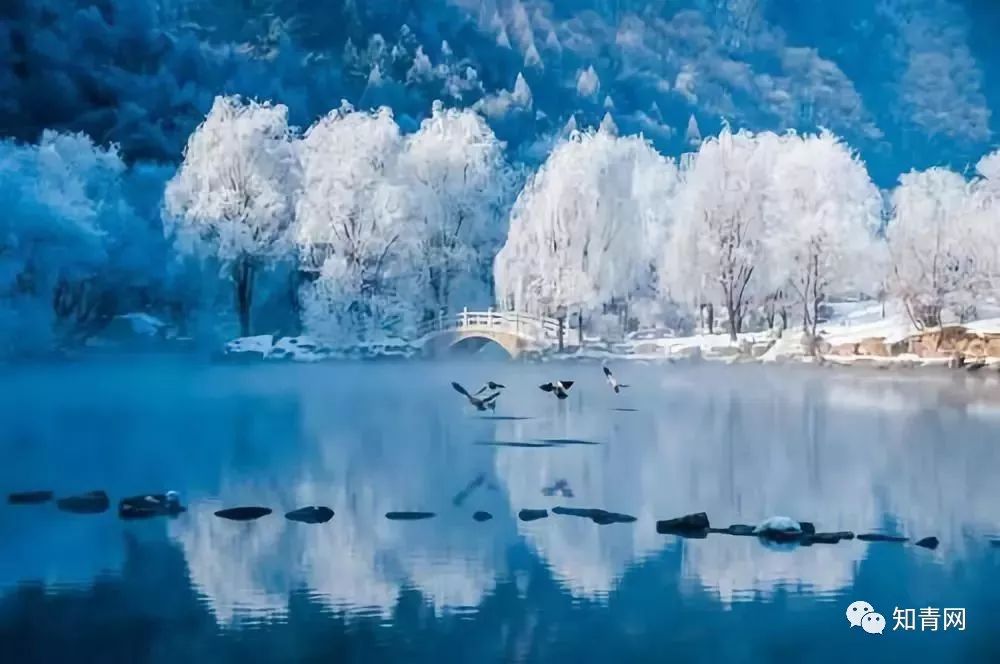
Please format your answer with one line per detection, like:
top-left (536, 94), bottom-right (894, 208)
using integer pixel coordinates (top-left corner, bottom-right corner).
top-left (412, 308), bottom-right (561, 358)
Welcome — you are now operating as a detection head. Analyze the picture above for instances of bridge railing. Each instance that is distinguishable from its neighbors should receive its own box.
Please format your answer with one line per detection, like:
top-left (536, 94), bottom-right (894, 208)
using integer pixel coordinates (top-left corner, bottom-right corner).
top-left (413, 308), bottom-right (563, 343)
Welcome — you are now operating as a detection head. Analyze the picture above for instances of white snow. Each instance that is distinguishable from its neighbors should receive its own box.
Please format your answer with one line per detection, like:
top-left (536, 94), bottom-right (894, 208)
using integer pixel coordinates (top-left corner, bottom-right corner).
top-left (575, 66), bottom-right (600, 98)
top-left (115, 312), bottom-right (167, 337)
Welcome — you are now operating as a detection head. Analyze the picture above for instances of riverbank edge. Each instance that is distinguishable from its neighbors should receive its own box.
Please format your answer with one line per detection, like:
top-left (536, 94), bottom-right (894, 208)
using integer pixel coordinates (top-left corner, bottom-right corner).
top-left (218, 323), bottom-right (1000, 372)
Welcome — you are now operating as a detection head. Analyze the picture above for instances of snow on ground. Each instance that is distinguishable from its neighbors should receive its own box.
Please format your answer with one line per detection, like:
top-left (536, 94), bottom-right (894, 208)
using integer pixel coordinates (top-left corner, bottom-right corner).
top-left (221, 301), bottom-right (1000, 366)
top-left (224, 335), bottom-right (419, 361)
top-left (963, 318), bottom-right (1000, 334)
top-left (114, 312), bottom-right (168, 336)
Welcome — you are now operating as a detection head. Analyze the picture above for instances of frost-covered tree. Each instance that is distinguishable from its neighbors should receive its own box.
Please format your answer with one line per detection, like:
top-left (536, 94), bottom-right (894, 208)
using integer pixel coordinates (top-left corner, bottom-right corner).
top-left (494, 127), bottom-right (677, 324)
top-left (164, 96), bottom-right (298, 337)
top-left (295, 104), bottom-right (422, 341)
top-left (0, 132), bottom-right (145, 354)
top-left (661, 127), bottom-right (780, 341)
top-left (886, 167), bottom-right (997, 328)
top-left (400, 102), bottom-right (516, 316)
top-left (762, 132), bottom-right (884, 339)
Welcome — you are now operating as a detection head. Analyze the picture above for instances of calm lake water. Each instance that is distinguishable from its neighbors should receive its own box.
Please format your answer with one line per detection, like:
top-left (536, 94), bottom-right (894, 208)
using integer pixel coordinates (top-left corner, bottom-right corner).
top-left (2, 359), bottom-right (1000, 662)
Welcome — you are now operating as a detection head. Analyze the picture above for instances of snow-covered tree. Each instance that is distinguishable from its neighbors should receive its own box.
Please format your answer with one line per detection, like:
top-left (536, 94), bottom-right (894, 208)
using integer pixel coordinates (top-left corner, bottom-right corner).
top-left (295, 104), bottom-right (422, 341)
top-left (685, 115), bottom-right (702, 147)
top-left (887, 167), bottom-right (998, 327)
top-left (494, 127), bottom-right (678, 324)
top-left (661, 127), bottom-right (780, 341)
top-left (576, 66), bottom-right (600, 98)
top-left (762, 131), bottom-right (884, 339)
top-left (0, 132), bottom-right (142, 354)
top-left (400, 102), bottom-right (516, 316)
top-left (164, 96), bottom-right (298, 337)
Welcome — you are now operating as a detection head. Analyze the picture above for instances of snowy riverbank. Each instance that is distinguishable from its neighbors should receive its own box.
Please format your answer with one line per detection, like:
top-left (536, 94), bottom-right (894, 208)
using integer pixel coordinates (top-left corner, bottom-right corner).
top-left (219, 311), bottom-right (1000, 371)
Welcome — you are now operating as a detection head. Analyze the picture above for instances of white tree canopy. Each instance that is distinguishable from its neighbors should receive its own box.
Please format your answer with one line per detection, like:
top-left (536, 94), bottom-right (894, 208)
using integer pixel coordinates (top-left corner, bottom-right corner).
top-left (295, 104), bottom-right (422, 341)
top-left (163, 95), bottom-right (298, 335)
top-left (887, 167), bottom-right (998, 326)
top-left (762, 131), bottom-right (884, 335)
top-left (494, 128), bottom-right (677, 319)
top-left (400, 102), bottom-right (516, 314)
top-left (164, 95), bottom-right (297, 266)
top-left (660, 127), bottom-right (780, 340)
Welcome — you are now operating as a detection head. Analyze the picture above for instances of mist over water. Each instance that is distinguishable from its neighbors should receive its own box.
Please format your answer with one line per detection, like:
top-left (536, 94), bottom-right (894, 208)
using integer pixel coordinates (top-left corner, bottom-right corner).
top-left (1, 359), bottom-right (1000, 661)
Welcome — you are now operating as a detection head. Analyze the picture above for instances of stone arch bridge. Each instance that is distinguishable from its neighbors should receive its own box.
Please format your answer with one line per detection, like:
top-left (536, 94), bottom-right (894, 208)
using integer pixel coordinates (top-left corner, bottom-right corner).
top-left (413, 309), bottom-right (563, 358)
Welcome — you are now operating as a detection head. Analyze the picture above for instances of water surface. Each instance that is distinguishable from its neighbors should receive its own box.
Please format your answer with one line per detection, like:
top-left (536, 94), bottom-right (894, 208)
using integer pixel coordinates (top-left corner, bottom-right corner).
top-left (1, 359), bottom-right (999, 662)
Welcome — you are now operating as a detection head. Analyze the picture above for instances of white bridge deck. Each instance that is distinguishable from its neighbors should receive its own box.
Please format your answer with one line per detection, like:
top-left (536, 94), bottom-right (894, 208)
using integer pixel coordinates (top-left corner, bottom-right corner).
top-left (413, 308), bottom-right (565, 351)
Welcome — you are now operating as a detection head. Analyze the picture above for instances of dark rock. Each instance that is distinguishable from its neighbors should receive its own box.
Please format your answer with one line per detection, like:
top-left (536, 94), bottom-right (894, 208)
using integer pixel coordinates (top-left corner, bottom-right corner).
top-left (473, 511), bottom-right (493, 522)
top-left (802, 532), bottom-right (847, 545)
top-left (8, 490), bottom-right (53, 505)
top-left (799, 521), bottom-right (816, 535)
top-left (385, 511), bottom-right (435, 520)
top-left (857, 533), bottom-right (908, 543)
top-left (56, 490), bottom-right (109, 514)
top-left (590, 510), bottom-right (637, 525)
top-left (914, 536), bottom-right (939, 550)
top-left (756, 529), bottom-right (802, 542)
top-left (285, 506), bottom-right (334, 524)
top-left (656, 512), bottom-right (710, 534)
top-left (830, 531), bottom-right (856, 540)
top-left (552, 506), bottom-right (637, 524)
top-left (552, 506), bottom-right (594, 517)
top-left (725, 524), bottom-right (756, 536)
top-left (214, 506), bottom-right (272, 521)
top-left (518, 509), bottom-right (549, 522)
top-left (119, 493), bottom-right (186, 520)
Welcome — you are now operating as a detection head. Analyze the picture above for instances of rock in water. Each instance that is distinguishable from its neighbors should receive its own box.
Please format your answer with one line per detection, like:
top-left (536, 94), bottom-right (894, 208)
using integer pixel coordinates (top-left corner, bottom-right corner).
top-left (914, 536), bottom-right (939, 550)
top-left (8, 490), bottom-right (53, 505)
top-left (590, 510), bottom-right (637, 525)
top-left (798, 521), bottom-right (816, 535)
top-left (518, 509), bottom-right (548, 522)
top-left (473, 511), bottom-right (493, 522)
top-left (801, 532), bottom-right (851, 545)
top-left (285, 506), bottom-right (334, 524)
top-left (857, 533), bottom-right (908, 543)
top-left (551, 506), bottom-right (636, 524)
top-left (752, 516), bottom-right (803, 541)
top-left (214, 506), bottom-right (272, 521)
top-left (56, 490), bottom-right (109, 514)
top-left (385, 511), bottom-right (435, 520)
top-left (724, 524), bottom-right (756, 536)
top-left (656, 512), bottom-right (710, 534)
top-left (552, 506), bottom-right (593, 517)
top-left (118, 493), bottom-right (186, 520)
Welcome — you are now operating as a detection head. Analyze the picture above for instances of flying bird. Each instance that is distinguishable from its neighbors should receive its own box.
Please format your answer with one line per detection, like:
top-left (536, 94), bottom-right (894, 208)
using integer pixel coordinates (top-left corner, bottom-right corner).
top-left (539, 380), bottom-right (574, 399)
top-left (452, 382), bottom-right (501, 411)
top-left (603, 366), bottom-right (628, 393)
top-left (474, 381), bottom-right (506, 395)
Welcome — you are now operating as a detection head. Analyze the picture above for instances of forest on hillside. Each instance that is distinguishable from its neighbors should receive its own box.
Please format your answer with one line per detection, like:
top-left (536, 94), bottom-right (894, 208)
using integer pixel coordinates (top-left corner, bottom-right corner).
top-left (2, 0), bottom-right (999, 354)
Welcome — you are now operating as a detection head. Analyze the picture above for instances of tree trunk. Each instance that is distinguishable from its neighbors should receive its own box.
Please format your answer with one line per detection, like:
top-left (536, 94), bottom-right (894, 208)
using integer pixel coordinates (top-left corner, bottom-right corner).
top-left (725, 296), bottom-right (738, 342)
top-left (233, 256), bottom-right (255, 337)
top-left (701, 303), bottom-right (715, 334)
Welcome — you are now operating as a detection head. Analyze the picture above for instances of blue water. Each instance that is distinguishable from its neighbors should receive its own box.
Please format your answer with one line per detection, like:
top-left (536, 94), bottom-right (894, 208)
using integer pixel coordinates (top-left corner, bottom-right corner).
top-left (1, 359), bottom-right (1000, 662)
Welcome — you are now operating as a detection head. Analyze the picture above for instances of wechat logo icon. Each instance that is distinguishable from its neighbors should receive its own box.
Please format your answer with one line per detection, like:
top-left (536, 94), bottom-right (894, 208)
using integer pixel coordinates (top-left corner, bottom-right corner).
top-left (846, 600), bottom-right (885, 635)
